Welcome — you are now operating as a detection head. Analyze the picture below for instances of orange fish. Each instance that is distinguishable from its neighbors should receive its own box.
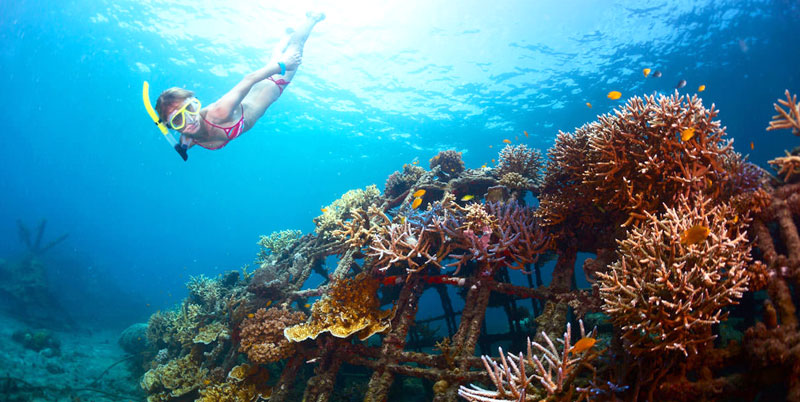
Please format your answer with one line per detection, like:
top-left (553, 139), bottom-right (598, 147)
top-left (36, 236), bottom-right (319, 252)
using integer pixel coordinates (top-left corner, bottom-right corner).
top-left (681, 128), bottom-right (695, 142)
top-left (412, 189), bottom-right (426, 198)
top-left (503, 139), bottom-right (511, 144)
top-left (750, 141), bottom-right (754, 150)
top-left (733, 215), bottom-right (739, 224)
top-left (698, 84), bottom-right (706, 92)
top-left (491, 159), bottom-right (496, 163)
top-left (524, 130), bottom-right (529, 138)
top-left (412, 160), bottom-right (419, 165)
top-left (321, 207), bottom-right (328, 213)
top-left (204, 380), bottom-right (211, 385)
top-left (304, 303), bottom-right (311, 308)
top-left (411, 197), bottom-right (423, 209)
top-left (681, 225), bottom-right (710, 246)
top-left (481, 164), bottom-right (487, 168)
top-left (571, 337), bottom-right (597, 354)
top-left (607, 91), bottom-right (622, 100)
top-left (266, 300), bottom-right (272, 307)
top-left (643, 68), bottom-right (651, 77)
top-left (586, 102), bottom-right (592, 108)
top-left (247, 313), bottom-right (255, 319)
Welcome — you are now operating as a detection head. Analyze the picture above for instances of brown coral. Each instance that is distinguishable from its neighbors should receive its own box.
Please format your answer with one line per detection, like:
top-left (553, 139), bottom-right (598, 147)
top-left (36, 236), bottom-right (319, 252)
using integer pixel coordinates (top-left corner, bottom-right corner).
top-left (597, 195), bottom-right (751, 358)
top-left (430, 150), bottom-right (465, 178)
top-left (384, 163), bottom-right (426, 199)
top-left (284, 273), bottom-right (392, 342)
top-left (239, 307), bottom-right (307, 364)
top-left (766, 89), bottom-right (800, 135)
top-left (539, 91), bottom-right (735, 232)
top-left (495, 144), bottom-right (543, 183)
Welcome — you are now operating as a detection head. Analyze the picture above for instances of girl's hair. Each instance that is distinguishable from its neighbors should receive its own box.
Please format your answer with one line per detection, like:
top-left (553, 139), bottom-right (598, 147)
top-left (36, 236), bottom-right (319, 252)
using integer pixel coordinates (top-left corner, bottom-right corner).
top-left (155, 87), bottom-right (195, 124)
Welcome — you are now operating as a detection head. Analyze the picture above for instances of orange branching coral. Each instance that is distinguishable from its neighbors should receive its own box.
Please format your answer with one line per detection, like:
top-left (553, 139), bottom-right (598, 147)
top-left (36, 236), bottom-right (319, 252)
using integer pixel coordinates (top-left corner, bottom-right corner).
top-left (239, 307), bottom-right (306, 364)
top-left (539, 92), bottom-right (734, 231)
top-left (766, 89), bottom-right (800, 135)
top-left (597, 196), bottom-right (751, 358)
top-left (284, 273), bottom-right (392, 342)
top-left (769, 151), bottom-right (800, 182)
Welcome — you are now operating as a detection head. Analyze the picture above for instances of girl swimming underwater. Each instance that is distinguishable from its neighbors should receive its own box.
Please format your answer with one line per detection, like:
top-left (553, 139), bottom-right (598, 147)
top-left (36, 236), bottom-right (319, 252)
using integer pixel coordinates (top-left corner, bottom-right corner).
top-left (150, 12), bottom-right (325, 159)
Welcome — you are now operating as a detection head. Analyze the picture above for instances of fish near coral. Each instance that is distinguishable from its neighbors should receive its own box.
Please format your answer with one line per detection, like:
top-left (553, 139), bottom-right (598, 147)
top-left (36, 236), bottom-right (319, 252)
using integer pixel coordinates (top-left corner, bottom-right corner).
top-left (503, 139), bottom-right (511, 144)
top-left (571, 337), bottom-right (596, 354)
top-left (676, 79), bottom-right (687, 89)
top-left (681, 127), bottom-right (695, 142)
top-left (652, 70), bottom-right (662, 78)
top-left (680, 224), bottom-right (710, 246)
top-left (643, 68), bottom-right (651, 77)
top-left (460, 195), bottom-right (475, 201)
top-left (698, 84), bottom-right (706, 92)
top-left (607, 91), bottom-right (622, 100)
top-left (586, 102), bottom-right (592, 108)
top-left (411, 198), bottom-right (423, 209)
top-left (412, 189), bottom-right (426, 198)
top-left (524, 130), bottom-right (529, 138)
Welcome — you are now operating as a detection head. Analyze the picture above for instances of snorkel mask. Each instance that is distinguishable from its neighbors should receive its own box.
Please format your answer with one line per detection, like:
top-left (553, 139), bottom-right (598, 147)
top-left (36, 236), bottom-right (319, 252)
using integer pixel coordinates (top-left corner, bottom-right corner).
top-left (142, 81), bottom-right (189, 161)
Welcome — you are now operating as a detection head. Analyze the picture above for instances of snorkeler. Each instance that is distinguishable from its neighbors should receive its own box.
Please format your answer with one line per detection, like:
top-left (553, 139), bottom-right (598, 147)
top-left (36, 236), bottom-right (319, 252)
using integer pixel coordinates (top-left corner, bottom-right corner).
top-left (143, 12), bottom-right (325, 160)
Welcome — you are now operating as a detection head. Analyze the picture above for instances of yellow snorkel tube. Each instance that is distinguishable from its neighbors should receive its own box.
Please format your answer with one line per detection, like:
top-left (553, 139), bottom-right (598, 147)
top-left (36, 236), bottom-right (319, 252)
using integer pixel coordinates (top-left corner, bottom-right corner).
top-left (142, 81), bottom-right (188, 161)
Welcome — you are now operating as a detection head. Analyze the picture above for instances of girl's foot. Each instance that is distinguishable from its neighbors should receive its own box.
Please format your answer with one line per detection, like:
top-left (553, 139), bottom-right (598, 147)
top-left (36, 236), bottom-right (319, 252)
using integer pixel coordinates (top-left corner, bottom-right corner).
top-left (306, 11), bottom-right (325, 23)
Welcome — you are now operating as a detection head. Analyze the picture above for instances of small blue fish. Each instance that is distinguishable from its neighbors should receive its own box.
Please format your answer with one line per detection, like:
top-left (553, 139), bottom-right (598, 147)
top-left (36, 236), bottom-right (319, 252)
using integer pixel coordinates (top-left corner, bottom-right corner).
top-left (676, 79), bottom-right (687, 89)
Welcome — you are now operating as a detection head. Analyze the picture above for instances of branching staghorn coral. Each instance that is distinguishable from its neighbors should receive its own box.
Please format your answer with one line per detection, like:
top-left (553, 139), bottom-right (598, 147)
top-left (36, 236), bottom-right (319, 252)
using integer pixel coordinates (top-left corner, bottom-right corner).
top-left (767, 89), bottom-right (800, 135)
top-left (597, 195), bottom-right (751, 358)
top-left (257, 229), bottom-right (303, 261)
top-left (769, 151), bottom-right (800, 182)
top-left (539, 92), bottom-right (735, 232)
top-left (314, 185), bottom-right (382, 240)
top-left (458, 320), bottom-right (597, 402)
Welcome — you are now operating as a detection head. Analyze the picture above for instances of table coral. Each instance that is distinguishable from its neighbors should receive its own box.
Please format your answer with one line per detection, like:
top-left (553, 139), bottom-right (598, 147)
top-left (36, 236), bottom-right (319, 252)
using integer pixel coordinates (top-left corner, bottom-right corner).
top-left (239, 307), bottom-right (306, 364)
top-left (597, 195), bottom-right (751, 358)
top-left (284, 273), bottom-right (392, 342)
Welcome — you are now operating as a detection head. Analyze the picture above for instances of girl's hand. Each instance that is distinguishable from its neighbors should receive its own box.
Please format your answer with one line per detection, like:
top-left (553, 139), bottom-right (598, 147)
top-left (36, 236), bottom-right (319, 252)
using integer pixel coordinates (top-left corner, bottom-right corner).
top-left (281, 51), bottom-right (302, 71)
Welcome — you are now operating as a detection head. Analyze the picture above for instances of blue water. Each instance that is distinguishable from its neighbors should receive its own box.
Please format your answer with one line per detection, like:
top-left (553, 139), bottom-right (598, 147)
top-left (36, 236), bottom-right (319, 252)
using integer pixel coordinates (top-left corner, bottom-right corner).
top-left (0, 0), bottom-right (798, 328)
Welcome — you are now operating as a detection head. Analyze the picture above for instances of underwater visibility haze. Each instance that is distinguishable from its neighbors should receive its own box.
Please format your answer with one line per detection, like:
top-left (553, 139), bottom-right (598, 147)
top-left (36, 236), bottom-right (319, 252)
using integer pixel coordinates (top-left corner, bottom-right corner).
top-left (1, 0), bottom-right (799, 400)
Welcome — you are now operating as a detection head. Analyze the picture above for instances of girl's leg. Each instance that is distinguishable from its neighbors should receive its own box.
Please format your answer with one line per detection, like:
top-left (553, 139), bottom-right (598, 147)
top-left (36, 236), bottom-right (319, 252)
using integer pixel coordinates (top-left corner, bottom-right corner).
top-left (243, 12), bottom-right (324, 127)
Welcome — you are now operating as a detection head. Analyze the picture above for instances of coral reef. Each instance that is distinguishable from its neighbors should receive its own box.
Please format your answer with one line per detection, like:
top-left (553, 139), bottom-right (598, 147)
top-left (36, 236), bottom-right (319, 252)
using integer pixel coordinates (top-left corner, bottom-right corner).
top-left (257, 229), bottom-right (303, 260)
top-left (597, 195), bottom-right (751, 357)
top-left (767, 89), bottom-right (800, 135)
top-left (134, 90), bottom-right (800, 402)
top-left (314, 185), bottom-right (382, 240)
top-left (459, 320), bottom-right (598, 401)
top-left (239, 307), bottom-right (306, 364)
top-left (385, 163), bottom-right (426, 199)
top-left (284, 273), bottom-right (392, 342)
top-left (496, 144), bottom-right (543, 185)
top-left (429, 150), bottom-right (466, 179)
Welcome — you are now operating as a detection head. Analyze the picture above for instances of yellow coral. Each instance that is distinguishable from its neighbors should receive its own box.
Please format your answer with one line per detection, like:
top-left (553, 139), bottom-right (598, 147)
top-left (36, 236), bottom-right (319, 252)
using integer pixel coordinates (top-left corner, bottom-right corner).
top-left (314, 185), bottom-right (382, 239)
top-left (141, 354), bottom-right (208, 398)
top-left (193, 321), bottom-right (229, 345)
top-left (284, 273), bottom-right (393, 342)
